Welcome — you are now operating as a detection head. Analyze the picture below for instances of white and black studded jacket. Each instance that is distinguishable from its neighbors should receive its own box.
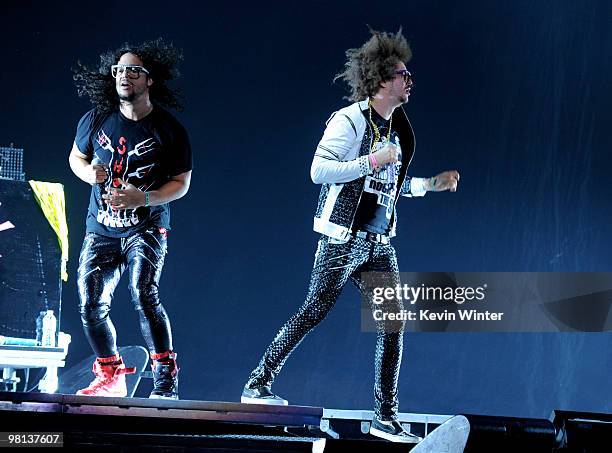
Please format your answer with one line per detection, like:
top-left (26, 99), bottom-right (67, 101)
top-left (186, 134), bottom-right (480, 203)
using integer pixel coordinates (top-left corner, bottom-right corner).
top-left (310, 99), bottom-right (428, 242)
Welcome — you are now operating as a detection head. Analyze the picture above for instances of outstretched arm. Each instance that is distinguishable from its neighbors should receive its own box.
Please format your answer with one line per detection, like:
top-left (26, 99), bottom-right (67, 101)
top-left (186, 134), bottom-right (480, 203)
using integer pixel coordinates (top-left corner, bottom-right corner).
top-left (401, 170), bottom-right (460, 197)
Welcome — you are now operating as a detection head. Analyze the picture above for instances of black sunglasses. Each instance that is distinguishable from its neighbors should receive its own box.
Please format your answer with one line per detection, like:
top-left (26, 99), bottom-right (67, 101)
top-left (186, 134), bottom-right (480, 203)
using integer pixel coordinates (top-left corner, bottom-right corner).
top-left (394, 70), bottom-right (413, 84)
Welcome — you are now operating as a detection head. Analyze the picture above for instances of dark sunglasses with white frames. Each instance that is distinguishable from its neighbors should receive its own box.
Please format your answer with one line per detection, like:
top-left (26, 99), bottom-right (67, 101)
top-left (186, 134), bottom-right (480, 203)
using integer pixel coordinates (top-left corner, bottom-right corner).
top-left (111, 64), bottom-right (150, 79)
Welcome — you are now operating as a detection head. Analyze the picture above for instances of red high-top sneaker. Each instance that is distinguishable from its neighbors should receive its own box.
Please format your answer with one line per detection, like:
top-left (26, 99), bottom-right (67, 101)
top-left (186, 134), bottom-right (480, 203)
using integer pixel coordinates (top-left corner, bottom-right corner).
top-left (76, 354), bottom-right (136, 397)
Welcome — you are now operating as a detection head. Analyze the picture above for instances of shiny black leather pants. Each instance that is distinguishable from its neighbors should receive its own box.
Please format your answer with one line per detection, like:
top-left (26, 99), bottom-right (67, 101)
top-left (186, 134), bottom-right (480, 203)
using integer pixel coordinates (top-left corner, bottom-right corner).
top-left (77, 228), bottom-right (172, 358)
top-left (246, 236), bottom-right (405, 420)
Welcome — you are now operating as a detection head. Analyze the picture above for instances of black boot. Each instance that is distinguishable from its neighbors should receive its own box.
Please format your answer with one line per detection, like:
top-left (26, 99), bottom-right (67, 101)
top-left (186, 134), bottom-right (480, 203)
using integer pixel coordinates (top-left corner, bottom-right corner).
top-left (149, 351), bottom-right (179, 400)
top-left (241, 385), bottom-right (288, 405)
top-left (370, 417), bottom-right (423, 443)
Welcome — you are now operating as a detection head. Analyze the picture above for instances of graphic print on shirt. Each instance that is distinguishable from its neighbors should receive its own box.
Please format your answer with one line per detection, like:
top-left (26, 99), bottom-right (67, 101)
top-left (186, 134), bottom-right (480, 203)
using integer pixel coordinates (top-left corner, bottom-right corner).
top-left (363, 135), bottom-right (402, 220)
top-left (95, 129), bottom-right (157, 228)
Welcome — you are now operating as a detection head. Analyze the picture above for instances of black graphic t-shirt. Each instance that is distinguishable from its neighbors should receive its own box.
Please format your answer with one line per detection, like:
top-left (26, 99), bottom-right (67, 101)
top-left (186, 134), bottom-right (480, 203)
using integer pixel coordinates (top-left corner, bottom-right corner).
top-left (74, 107), bottom-right (192, 238)
top-left (353, 108), bottom-right (402, 235)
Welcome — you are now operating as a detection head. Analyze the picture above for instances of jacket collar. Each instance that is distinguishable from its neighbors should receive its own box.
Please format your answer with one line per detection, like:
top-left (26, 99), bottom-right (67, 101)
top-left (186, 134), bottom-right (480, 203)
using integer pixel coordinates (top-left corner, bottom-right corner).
top-left (358, 99), bottom-right (409, 125)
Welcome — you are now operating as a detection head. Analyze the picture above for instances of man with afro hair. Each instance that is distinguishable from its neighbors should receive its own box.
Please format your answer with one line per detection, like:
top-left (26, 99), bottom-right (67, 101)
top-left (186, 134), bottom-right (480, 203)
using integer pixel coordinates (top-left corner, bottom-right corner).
top-left (69, 38), bottom-right (192, 400)
top-left (242, 29), bottom-right (459, 443)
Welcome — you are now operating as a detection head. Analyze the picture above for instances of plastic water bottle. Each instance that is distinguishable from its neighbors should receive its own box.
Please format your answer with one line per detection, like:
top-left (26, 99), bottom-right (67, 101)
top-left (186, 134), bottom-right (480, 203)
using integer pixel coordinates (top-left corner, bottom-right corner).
top-left (41, 310), bottom-right (57, 347)
top-left (36, 310), bottom-right (46, 344)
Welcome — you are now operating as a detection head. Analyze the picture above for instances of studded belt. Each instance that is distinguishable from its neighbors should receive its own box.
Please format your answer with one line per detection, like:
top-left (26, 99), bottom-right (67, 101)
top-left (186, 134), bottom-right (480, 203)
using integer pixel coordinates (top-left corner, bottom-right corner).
top-left (355, 230), bottom-right (390, 244)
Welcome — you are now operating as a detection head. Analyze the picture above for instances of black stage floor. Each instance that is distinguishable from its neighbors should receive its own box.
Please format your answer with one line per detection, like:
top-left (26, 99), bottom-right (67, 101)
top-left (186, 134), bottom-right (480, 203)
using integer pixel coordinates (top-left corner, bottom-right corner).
top-left (0, 392), bottom-right (610, 452)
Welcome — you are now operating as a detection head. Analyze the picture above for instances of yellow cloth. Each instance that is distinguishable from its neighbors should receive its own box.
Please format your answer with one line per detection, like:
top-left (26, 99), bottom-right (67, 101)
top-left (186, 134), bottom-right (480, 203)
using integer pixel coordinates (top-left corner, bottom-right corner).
top-left (28, 181), bottom-right (69, 281)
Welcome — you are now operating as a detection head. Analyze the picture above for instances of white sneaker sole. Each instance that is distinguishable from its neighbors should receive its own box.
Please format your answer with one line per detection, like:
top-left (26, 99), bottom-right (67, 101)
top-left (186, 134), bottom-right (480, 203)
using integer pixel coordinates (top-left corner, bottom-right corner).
top-left (149, 394), bottom-right (179, 400)
top-left (240, 395), bottom-right (288, 405)
top-left (369, 426), bottom-right (422, 444)
top-left (76, 392), bottom-right (127, 397)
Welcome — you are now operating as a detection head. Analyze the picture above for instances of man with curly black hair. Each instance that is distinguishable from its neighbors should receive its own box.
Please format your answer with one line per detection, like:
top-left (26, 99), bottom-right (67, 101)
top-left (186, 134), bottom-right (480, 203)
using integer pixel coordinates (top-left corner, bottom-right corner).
top-left (69, 38), bottom-right (192, 399)
top-left (242, 29), bottom-right (459, 443)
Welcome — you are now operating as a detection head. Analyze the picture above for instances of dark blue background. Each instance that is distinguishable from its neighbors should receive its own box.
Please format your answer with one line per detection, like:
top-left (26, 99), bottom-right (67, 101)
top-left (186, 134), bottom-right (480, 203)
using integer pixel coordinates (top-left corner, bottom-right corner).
top-left (1, 0), bottom-right (611, 418)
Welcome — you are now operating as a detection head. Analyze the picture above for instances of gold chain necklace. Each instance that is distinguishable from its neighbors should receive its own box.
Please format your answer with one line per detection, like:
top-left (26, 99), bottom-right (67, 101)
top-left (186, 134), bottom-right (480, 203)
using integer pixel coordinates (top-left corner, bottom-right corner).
top-left (368, 99), bottom-right (392, 152)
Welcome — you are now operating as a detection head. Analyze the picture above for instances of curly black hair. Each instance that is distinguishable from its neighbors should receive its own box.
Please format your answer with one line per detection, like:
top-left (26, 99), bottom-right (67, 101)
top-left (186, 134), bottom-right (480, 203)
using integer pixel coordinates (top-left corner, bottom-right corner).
top-left (334, 28), bottom-right (412, 102)
top-left (73, 37), bottom-right (184, 113)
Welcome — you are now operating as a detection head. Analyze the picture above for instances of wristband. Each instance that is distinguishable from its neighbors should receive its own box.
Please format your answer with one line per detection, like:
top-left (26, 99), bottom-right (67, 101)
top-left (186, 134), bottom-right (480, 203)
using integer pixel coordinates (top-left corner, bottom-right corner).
top-left (144, 192), bottom-right (150, 207)
top-left (369, 154), bottom-right (378, 169)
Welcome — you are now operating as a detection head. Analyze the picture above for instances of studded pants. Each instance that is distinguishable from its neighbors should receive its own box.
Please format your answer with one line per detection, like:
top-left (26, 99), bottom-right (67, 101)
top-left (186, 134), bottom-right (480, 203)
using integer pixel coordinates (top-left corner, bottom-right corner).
top-left (246, 235), bottom-right (405, 420)
top-left (77, 227), bottom-right (172, 358)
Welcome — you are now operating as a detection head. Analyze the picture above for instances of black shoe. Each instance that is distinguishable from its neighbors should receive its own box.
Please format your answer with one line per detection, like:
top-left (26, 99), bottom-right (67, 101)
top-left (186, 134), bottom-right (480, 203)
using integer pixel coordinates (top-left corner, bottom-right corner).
top-left (241, 385), bottom-right (288, 405)
top-left (370, 417), bottom-right (423, 443)
top-left (149, 355), bottom-right (179, 400)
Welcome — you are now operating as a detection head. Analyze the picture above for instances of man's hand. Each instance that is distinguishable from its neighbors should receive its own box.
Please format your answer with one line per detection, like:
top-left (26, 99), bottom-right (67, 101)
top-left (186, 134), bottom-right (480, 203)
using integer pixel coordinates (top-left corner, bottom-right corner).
top-left (372, 144), bottom-right (399, 167)
top-left (428, 170), bottom-right (460, 192)
top-left (85, 164), bottom-right (108, 185)
top-left (102, 178), bottom-right (146, 210)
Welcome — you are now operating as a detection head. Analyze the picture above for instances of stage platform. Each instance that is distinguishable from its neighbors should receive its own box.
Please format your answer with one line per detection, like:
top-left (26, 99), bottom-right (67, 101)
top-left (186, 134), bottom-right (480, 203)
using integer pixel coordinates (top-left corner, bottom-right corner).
top-left (0, 392), bottom-right (610, 452)
top-left (0, 391), bottom-right (452, 451)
